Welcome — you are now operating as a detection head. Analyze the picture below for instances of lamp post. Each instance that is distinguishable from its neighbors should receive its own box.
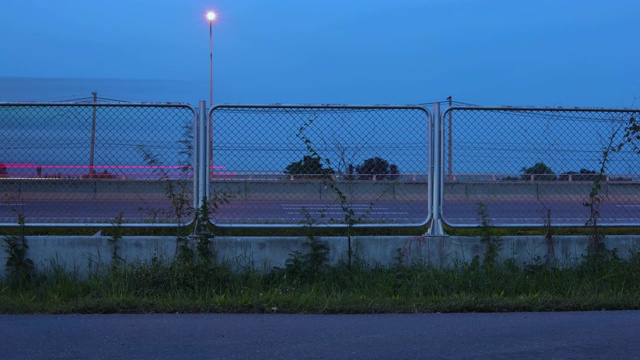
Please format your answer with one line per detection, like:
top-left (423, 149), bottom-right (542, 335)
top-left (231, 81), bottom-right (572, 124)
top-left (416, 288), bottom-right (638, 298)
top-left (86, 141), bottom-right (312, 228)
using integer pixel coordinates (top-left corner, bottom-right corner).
top-left (206, 11), bottom-right (216, 107)
top-left (206, 11), bottom-right (216, 180)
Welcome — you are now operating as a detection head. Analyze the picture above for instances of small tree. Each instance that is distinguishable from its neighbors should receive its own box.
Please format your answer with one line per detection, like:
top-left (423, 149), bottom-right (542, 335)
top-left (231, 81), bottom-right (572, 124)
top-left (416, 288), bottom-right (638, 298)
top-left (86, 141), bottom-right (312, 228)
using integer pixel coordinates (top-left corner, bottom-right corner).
top-left (284, 155), bottom-right (334, 179)
top-left (356, 157), bottom-right (399, 180)
top-left (345, 163), bottom-right (355, 181)
top-left (389, 164), bottom-right (400, 180)
top-left (521, 162), bottom-right (556, 181)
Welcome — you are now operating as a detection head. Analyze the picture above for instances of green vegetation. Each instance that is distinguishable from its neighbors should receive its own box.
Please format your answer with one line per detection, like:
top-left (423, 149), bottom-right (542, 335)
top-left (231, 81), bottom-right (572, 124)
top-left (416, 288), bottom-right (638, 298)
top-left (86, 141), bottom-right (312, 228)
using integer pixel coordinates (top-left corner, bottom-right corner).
top-left (283, 154), bottom-right (399, 181)
top-left (2, 250), bottom-right (640, 314)
top-left (506, 162), bottom-right (626, 182)
top-left (353, 157), bottom-right (400, 180)
top-left (283, 155), bottom-right (334, 178)
top-left (4, 113), bottom-right (640, 314)
top-left (2, 214), bottom-right (34, 286)
top-left (2, 197), bottom-right (638, 314)
top-left (520, 162), bottom-right (556, 180)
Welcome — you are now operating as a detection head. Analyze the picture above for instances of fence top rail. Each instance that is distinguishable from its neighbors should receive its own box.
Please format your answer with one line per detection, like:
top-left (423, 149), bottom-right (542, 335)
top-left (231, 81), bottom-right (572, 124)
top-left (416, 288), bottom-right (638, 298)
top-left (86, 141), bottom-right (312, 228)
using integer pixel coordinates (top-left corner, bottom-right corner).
top-left (0, 102), bottom-right (197, 110)
top-left (444, 105), bottom-right (640, 113)
top-left (211, 103), bottom-right (432, 111)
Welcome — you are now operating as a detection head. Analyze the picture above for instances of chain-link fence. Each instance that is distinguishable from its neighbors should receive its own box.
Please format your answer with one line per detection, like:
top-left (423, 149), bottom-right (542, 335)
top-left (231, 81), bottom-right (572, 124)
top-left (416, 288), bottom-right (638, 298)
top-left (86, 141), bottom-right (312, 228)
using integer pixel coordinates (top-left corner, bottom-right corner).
top-left (208, 105), bottom-right (431, 226)
top-left (441, 107), bottom-right (640, 227)
top-left (0, 103), bottom-right (197, 226)
top-left (5, 102), bottom-right (638, 229)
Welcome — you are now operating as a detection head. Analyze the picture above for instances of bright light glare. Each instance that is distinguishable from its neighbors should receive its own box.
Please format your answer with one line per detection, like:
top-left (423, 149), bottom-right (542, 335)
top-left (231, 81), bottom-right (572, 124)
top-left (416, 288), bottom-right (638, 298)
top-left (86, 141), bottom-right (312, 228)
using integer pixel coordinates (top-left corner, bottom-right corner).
top-left (206, 11), bottom-right (216, 21)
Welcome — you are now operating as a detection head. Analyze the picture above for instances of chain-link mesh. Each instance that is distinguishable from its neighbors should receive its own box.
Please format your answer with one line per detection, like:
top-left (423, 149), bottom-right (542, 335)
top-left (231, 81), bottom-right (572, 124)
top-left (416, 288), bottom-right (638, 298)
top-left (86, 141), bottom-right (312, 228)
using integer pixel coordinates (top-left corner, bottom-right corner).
top-left (442, 107), bottom-right (640, 226)
top-left (0, 103), bottom-right (196, 225)
top-left (209, 105), bottom-right (430, 226)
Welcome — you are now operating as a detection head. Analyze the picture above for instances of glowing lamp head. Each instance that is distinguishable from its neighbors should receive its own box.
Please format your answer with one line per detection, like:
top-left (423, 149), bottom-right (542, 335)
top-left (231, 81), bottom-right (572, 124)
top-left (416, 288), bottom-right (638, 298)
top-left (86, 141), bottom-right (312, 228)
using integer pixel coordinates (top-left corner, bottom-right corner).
top-left (206, 11), bottom-right (216, 22)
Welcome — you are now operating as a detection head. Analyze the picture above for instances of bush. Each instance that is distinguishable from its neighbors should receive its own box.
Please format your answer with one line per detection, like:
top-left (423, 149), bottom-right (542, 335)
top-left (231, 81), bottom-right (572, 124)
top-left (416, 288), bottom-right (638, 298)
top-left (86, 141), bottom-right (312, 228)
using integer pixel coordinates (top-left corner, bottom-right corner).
top-left (521, 162), bottom-right (556, 181)
top-left (355, 157), bottom-right (400, 180)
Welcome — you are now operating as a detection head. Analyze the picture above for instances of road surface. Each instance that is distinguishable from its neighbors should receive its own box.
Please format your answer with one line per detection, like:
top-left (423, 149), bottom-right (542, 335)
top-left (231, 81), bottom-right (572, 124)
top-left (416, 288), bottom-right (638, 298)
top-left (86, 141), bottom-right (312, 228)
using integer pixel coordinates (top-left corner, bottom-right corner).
top-left (1, 312), bottom-right (639, 359)
top-left (1, 198), bottom-right (638, 226)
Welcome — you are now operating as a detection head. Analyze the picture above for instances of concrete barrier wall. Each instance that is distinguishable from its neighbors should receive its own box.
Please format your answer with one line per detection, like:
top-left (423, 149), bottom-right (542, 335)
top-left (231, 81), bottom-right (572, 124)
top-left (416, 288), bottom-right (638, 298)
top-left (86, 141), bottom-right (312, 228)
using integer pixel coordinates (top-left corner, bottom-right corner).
top-left (445, 182), bottom-right (640, 202)
top-left (0, 179), bottom-right (193, 201)
top-left (215, 180), bottom-right (418, 202)
top-left (2, 235), bottom-right (640, 277)
top-left (4, 179), bottom-right (637, 203)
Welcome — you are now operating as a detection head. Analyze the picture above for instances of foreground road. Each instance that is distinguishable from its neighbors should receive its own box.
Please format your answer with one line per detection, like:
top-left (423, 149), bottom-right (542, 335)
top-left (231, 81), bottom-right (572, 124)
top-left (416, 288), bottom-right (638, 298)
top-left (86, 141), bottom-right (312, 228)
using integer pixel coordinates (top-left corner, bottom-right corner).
top-left (1, 311), bottom-right (639, 359)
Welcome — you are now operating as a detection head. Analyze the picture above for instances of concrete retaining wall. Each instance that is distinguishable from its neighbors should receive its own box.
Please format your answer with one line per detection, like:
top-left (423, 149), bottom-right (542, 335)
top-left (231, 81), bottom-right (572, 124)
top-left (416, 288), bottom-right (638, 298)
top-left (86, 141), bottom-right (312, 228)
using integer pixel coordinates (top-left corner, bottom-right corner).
top-left (3, 179), bottom-right (639, 202)
top-left (218, 180), bottom-right (638, 203)
top-left (0, 179), bottom-right (193, 201)
top-left (2, 235), bottom-right (639, 277)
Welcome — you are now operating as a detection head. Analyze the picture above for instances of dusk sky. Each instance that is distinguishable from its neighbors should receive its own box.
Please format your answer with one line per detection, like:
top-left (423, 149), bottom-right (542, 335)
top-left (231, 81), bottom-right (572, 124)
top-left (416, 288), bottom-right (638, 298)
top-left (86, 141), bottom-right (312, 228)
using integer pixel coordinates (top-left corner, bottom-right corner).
top-left (1, 0), bottom-right (639, 107)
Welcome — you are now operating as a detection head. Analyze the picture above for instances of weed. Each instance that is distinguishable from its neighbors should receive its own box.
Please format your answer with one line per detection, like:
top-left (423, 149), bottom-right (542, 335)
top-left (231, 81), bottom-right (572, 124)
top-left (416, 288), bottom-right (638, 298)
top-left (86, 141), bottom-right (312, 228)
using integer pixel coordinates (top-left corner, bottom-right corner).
top-left (4, 244), bottom-right (640, 313)
top-left (544, 208), bottom-right (555, 269)
top-left (294, 117), bottom-right (395, 268)
top-left (136, 144), bottom-right (198, 264)
top-left (193, 198), bottom-right (214, 264)
top-left (108, 212), bottom-right (124, 268)
top-left (583, 129), bottom-right (623, 262)
top-left (476, 202), bottom-right (502, 270)
top-left (135, 144), bottom-right (194, 225)
top-left (3, 214), bottom-right (34, 286)
top-left (175, 235), bottom-right (195, 265)
top-left (283, 210), bottom-right (330, 280)
top-left (393, 247), bottom-right (406, 270)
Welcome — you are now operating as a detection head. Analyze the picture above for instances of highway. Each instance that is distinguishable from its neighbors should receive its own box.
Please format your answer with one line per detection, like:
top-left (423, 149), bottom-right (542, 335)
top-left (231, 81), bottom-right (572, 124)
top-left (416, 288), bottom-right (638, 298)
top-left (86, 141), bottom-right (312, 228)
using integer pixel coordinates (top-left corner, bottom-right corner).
top-left (2, 178), bottom-right (639, 226)
top-left (2, 197), bottom-right (638, 226)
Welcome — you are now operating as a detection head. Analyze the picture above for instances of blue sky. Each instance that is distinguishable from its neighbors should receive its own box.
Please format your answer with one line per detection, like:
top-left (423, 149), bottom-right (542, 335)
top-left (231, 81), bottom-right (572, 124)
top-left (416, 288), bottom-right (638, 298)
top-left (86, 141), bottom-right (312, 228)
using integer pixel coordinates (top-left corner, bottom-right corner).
top-left (1, 0), bottom-right (639, 107)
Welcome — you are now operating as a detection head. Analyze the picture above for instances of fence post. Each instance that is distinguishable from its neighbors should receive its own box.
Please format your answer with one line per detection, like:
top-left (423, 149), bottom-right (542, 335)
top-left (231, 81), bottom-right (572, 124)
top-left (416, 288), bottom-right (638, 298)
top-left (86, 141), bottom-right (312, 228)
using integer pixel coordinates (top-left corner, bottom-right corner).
top-left (427, 103), bottom-right (445, 235)
top-left (197, 100), bottom-right (208, 210)
top-left (192, 103), bottom-right (201, 211)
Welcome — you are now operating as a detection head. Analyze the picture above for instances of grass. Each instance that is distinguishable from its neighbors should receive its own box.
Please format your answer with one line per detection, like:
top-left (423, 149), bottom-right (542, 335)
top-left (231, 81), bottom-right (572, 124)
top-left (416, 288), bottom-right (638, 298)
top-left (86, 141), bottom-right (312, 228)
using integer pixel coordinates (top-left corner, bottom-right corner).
top-left (2, 253), bottom-right (640, 314)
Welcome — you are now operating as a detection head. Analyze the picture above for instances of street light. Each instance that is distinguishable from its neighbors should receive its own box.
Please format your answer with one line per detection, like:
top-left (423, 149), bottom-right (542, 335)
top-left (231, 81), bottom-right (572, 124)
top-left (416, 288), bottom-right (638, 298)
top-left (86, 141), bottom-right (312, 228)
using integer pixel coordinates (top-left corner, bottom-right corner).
top-left (206, 11), bottom-right (217, 180)
top-left (206, 11), bottom-right (216, 107)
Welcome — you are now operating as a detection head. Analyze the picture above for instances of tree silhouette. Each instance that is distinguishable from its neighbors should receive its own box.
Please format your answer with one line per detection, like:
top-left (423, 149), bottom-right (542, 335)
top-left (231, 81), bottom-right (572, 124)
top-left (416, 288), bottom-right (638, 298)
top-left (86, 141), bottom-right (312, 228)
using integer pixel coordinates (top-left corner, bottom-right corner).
top-left (284, 155), bottom-right (334, 179)
top-left (356, 157), bottom-right (399, 180)
top-left (521, 162), bottom-right (556, 180)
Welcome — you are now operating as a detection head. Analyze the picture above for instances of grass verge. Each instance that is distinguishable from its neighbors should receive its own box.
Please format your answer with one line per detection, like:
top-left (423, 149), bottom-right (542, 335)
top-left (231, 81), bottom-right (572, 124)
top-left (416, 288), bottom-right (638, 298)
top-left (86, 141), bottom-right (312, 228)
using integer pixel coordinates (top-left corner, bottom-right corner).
top-left (2, 253), bottom-right (640, 314)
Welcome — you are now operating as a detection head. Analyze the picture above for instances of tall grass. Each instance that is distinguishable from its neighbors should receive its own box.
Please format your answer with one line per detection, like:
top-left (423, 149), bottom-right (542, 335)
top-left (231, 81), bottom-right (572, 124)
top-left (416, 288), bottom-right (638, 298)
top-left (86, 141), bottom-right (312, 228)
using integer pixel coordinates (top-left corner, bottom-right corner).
top-left (2, 252), bottom-right (640, 314)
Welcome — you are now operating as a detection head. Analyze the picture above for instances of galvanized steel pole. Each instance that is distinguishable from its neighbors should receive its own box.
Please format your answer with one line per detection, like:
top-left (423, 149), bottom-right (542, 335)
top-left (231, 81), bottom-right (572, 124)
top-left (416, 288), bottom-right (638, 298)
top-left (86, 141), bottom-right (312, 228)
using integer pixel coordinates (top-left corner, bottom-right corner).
top-left (208, 17), bottom-right (213, 108)
top-left (447, 96), bottom-right (453, 180)
top-left (207, 12), bottom-right (216, 183)
top-left (89, 92), bottom-right (97, 175)
top-left (197, 101), bottom-right (208, 210)
top-left (427, 102), bottom-right (445, 236)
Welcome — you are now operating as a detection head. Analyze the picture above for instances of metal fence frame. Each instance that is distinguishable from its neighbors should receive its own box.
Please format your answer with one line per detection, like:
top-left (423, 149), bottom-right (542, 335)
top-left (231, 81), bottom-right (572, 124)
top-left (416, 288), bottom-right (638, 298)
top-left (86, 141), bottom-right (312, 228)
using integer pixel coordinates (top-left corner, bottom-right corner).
top-left (0, 102), bottom-right (199, 227)
top-left (431, 106), bottom-right (640, 232)
top-left (3, 101), bottom-right (639, 230)
top-left (207, 104), bottom-right (434, 228)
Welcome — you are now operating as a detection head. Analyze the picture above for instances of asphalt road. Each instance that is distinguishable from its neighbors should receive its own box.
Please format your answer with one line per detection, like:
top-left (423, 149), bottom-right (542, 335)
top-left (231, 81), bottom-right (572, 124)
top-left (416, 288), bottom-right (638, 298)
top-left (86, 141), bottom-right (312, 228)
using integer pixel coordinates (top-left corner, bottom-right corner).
top-left (2, 198), bottom-right (637, 226)
top-left (1, 312), bottom-right (639, 359)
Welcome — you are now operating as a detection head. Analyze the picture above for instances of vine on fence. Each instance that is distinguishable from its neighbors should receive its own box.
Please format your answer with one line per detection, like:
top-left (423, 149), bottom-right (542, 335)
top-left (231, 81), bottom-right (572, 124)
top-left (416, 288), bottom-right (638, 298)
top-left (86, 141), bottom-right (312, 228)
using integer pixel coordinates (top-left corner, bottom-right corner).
top-left (294, 116), bottom-right (396, 268)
